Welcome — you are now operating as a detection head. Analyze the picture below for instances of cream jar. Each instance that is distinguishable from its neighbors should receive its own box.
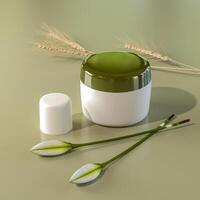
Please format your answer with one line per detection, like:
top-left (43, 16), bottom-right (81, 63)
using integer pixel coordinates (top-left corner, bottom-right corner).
top-left (80, 52), bottom-right (151, 127)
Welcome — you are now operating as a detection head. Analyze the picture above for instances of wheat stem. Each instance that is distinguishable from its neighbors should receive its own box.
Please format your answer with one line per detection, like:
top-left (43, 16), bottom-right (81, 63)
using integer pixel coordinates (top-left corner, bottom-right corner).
top-left (152, 65), bottom-right (200, 75)
top-left (152, 65), bottom-right (200, 72)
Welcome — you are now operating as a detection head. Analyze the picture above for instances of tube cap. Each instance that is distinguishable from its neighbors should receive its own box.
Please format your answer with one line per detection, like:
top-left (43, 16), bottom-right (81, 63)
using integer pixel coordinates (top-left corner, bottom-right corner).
top-left (39, 93), bottom-right (72, 135)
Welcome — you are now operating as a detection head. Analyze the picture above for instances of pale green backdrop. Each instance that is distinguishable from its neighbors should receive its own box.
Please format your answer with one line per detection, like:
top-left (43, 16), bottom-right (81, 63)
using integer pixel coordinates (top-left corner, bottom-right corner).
top-left (0, 1), bottom-right (200, 200)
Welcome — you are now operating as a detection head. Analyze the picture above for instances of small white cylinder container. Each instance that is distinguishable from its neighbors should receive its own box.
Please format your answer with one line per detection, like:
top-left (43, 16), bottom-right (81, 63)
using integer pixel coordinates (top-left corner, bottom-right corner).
top-left (39, 93), bottom-right (72, 135)
top-left (80, 52), bottom-right (152, 127)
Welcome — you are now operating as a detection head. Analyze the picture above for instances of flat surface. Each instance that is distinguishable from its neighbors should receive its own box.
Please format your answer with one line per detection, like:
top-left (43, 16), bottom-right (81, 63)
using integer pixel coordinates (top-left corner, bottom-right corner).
top-left (0, 1), bottom-right (200, 200)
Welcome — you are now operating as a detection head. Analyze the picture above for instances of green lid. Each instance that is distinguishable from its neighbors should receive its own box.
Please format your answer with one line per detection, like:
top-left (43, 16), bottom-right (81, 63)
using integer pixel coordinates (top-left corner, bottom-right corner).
top-left (81, 52), bottom-right (151, 92)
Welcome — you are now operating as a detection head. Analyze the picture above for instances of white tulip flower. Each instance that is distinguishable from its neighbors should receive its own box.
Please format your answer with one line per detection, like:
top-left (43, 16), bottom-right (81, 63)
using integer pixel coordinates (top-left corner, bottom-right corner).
top-left (31, 140), bottom-right (73, 156)
top-left (69, 163), bottom-right (103, 184)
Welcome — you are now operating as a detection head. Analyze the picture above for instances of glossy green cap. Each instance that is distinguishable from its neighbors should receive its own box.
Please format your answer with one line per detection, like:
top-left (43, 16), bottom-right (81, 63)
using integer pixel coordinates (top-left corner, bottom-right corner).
top-left (81, 52), bottom-right (151, 92)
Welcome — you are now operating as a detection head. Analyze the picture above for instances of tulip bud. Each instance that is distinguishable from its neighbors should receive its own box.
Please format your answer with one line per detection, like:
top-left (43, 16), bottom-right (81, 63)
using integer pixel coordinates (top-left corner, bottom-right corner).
top-left (69, 163), bottom-right (102, 184)
top-left (31, 140), bottom-right (72, 156)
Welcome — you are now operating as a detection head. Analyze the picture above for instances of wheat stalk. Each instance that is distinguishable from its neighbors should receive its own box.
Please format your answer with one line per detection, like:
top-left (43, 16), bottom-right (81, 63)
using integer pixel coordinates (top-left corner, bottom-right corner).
top-left (124, 42), bottom-right (199, 71)
top-left (35, 25), bottom-right (93, 59)
top-left (35, 26), bottom-right (200, 75)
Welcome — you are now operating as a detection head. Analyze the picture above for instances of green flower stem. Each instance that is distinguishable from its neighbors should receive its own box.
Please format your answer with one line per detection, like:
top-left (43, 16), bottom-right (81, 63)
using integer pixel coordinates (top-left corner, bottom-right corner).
top-left (72, 114), bottom-right (176, 149)
top-left (72, 127), bottom-right (157, 148)
top-left (100, 118), bottom-right (190, 168)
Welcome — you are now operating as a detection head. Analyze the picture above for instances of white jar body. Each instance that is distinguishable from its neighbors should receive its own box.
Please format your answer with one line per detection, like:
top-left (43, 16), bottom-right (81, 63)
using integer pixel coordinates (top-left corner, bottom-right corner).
top-left (80, 81), bottom-right (152, 127)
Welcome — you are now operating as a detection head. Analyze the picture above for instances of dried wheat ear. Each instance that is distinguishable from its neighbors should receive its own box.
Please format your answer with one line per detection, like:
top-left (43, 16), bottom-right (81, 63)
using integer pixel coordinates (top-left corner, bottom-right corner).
top-left (35, 25), bottom-right (93, 58)
top-left (124, 42), bottom-right (200, 75)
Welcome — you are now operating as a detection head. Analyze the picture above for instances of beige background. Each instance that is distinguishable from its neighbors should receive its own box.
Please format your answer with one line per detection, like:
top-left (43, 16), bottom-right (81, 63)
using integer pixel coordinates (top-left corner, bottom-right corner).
top-left (0, 0), bottom-right (200, 199)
